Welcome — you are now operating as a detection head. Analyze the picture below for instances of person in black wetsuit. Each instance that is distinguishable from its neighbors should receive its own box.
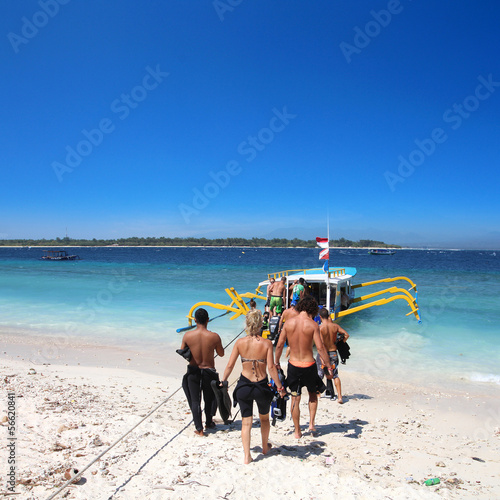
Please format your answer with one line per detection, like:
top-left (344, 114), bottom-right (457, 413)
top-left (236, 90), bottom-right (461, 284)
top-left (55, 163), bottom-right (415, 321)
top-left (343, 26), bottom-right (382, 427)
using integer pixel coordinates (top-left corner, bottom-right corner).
top-left (222, 310), bottom-right (286, 464)
top-left (180, 308), bottom-right (224, 436)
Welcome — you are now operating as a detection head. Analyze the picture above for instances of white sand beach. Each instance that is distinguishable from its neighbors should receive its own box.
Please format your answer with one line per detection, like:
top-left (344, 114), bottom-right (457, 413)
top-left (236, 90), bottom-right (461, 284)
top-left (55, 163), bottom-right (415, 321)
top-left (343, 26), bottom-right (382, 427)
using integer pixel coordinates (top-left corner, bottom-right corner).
top-left (1, 334), bottom-right (499, 500)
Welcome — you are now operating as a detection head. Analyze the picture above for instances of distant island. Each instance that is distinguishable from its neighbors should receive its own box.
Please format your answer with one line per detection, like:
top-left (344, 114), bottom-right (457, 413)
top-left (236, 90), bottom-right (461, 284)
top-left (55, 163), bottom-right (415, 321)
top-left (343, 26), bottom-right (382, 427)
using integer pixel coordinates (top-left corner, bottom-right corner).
top-left (0, 237), bottom-right (401, 248)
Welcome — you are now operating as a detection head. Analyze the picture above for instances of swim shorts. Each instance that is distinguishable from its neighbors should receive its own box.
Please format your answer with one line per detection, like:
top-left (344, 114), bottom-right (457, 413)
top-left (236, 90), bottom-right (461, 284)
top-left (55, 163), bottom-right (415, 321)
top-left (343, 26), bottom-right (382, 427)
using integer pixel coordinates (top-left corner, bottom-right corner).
top-left (269, 296), bottom-right (283, 314)
top-left (316, 351), bottom-right (339, 379)
top-left (286, 362), bottom-right (326, 395)
top-left (233, 375), bottom-right (274, 418)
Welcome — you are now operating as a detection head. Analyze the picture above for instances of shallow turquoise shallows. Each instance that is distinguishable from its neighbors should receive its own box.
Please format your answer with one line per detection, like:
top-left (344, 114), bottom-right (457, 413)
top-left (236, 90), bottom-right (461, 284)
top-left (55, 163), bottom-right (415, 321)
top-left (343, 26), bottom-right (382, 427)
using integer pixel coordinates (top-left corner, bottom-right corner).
top-left (0, 246), bottom-right (498, 387)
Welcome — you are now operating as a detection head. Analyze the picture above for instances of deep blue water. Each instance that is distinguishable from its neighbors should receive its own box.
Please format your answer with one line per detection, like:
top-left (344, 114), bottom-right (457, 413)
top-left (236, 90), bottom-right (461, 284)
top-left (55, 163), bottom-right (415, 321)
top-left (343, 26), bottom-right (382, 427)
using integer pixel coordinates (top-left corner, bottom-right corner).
top-left (0, 247), bottom-right (499, 386)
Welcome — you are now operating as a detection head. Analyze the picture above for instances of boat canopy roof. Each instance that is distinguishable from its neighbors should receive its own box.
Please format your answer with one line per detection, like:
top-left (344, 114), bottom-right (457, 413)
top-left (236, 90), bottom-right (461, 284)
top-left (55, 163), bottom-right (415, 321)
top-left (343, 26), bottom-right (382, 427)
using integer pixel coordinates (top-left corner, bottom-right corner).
top-left (43, 250), bottom-right (68, 256)
top-left (258, 267), bottom-right (357, 287)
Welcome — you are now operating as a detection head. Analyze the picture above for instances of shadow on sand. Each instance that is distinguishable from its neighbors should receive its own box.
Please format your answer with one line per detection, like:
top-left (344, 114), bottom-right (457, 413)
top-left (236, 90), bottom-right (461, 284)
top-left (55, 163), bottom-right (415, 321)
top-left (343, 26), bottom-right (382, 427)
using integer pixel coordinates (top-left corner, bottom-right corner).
top-left (314, 419), bottom-right (369, 439)
top-left (108, 392), bottom-right (372, 496)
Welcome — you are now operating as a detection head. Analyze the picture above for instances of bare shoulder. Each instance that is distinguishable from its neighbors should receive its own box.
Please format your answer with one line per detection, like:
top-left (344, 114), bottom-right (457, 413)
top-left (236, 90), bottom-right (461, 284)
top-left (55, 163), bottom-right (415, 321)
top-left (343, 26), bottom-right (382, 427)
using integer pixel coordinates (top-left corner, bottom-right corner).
top-left (320, 323), bottom-right (331, 337)
top-left (328, 323), bottom-right (339, 338)
top-left (309, 318), bottom-right (321, 332)
top-left (183, 330), bottom-right (195, 342)
top-left (207, 329), bottom-right (221, 339)
top-left (262, 337), bottom-right (273, 348)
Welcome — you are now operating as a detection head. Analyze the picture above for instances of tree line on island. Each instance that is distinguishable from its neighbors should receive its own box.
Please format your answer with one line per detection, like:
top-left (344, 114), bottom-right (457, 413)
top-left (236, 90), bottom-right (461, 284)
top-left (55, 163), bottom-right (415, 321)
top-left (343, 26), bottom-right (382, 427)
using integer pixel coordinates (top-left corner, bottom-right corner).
top-left (0, 237), bottom-right (401, 248)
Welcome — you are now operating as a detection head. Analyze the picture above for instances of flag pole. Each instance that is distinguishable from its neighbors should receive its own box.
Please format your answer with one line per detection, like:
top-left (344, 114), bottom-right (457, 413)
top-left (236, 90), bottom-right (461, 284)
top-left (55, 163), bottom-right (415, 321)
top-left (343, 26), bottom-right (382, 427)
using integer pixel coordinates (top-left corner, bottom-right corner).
top-left (326, 214), bottom-right (330, 312)
top-left (327, 212), bottom-right (330, 270)
top-left (315, 231), bottom-right (331, 312)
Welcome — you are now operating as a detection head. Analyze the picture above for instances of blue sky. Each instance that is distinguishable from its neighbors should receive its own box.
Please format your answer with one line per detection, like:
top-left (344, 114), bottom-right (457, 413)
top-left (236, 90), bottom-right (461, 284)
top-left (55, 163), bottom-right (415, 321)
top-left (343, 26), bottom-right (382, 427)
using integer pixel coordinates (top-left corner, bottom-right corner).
top-left (1, 0), bottom-right (499, 248)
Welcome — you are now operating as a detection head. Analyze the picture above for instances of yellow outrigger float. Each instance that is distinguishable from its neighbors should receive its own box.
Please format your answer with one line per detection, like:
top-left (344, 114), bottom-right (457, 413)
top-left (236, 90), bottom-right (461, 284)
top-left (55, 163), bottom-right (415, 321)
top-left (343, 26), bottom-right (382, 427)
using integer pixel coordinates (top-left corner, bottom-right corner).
top-left (177, 266), bottom-right (421, 332)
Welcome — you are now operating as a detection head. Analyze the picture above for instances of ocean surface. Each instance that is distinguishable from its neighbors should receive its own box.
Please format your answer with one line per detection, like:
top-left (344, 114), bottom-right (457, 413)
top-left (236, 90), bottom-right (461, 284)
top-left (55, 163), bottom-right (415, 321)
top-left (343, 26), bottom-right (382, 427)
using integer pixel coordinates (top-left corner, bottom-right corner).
top-left (1, 246), bottom-right (499, 388)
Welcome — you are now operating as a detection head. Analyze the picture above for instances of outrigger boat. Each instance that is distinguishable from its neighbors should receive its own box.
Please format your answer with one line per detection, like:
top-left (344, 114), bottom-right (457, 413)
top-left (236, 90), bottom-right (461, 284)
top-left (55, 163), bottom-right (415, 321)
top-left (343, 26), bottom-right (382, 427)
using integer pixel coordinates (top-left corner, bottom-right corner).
top-left (368, 248), bottom-right (396, 255)
top-left (41, 250), bottom-right (80, 261)
top-left (177, 265), bottom-right (421, 332)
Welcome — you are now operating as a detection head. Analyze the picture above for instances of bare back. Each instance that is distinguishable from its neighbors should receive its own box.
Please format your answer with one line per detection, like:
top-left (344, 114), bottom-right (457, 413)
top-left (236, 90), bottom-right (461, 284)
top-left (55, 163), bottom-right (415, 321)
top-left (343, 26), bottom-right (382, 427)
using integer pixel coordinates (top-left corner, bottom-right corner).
top-left (320, 320), bottom-right (348, 351)
top-left (235, 336), bottom-right (273, 382)
top-left (282, 311), bottom-right (319, 364)
top-left (182, 325), bottom-right (224, 369)
top-left (272, 281), bottom-right (286, 297)
top-left (275, 305), bottom-right (333, 380)
top-left (278, 305), bottom-right (299, 331)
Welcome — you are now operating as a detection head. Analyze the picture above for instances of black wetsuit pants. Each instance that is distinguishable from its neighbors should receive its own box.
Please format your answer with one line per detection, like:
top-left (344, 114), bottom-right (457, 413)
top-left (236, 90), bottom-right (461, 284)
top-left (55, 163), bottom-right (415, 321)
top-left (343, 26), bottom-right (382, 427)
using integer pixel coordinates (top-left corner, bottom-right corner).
top-left (182, 365), bottom-right (218, 432)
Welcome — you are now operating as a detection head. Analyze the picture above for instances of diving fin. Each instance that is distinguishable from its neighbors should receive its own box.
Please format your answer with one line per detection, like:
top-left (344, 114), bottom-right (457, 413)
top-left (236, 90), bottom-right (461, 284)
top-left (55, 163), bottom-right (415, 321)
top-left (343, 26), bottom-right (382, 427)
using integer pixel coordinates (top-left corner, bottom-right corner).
top-left (211, 379), bottom-right (232, 424)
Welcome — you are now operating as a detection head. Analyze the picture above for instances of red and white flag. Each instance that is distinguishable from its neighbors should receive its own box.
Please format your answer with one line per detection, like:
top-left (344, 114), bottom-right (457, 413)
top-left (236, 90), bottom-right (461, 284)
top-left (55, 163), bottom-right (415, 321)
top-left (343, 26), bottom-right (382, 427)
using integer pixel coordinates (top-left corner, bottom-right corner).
top-left (316, 237), bottom-right (329, 260)
top-left (316, 237), bottom-right (328, 249)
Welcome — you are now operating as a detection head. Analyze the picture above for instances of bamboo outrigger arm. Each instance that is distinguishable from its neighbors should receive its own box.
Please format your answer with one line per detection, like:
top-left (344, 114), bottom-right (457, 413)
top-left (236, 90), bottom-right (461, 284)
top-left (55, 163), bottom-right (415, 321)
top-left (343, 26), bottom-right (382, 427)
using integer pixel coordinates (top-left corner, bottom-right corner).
top-left (352, 276), bottom-right (418, 292)
top-left (338, 285), bottom-right (421, 323)
top-left (185, 286), bottom-right (266, 327)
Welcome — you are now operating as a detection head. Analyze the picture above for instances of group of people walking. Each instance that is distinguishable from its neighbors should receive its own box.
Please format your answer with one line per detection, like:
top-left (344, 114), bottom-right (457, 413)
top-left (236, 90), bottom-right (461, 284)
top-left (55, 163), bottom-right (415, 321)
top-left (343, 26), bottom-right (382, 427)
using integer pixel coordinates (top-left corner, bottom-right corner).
top-left (180, 290), bottom-right (349, 464)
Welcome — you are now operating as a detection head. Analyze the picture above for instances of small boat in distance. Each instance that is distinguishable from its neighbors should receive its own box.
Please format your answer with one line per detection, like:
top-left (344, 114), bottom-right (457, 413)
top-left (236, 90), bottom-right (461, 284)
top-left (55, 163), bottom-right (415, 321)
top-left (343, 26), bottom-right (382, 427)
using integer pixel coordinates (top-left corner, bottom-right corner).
top-left (369, 248), bottom-right (396, 255)
top-left (41, 250), bottom-right (80, 261)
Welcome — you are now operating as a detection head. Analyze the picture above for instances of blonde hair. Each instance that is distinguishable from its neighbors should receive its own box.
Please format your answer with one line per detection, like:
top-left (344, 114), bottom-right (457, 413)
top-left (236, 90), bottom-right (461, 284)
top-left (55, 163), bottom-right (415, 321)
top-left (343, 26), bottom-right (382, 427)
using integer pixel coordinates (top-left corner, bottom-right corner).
top-left (245, 309), bottom-right (263, 337)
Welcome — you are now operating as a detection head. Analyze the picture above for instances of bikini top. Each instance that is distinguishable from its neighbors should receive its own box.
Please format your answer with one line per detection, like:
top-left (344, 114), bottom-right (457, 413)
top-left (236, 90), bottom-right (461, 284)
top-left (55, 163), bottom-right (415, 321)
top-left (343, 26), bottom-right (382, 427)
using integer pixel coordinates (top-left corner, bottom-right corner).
top-left (241, 357), bottom-right (266, 375)
top-left (241, 357), bottom-right (266, 364)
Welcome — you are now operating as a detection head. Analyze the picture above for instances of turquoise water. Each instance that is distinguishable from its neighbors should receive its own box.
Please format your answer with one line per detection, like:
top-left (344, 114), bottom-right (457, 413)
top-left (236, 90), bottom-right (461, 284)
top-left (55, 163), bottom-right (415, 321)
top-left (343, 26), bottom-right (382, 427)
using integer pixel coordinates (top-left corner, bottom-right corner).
top-left (0, 247), bottom-right (499, 387)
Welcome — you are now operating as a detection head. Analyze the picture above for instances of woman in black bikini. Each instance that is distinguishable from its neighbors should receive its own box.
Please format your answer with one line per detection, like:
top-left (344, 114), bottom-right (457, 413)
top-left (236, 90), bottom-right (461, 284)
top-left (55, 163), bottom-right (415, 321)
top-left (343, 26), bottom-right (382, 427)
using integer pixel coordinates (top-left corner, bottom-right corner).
top-left (222, 309), bottom-right (286, 464)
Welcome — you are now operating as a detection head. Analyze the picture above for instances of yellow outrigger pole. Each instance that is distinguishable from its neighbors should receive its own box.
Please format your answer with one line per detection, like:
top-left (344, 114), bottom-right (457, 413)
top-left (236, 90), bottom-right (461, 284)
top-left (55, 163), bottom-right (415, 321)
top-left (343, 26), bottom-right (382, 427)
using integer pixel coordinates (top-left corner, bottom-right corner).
top-left (176, 286), bottom-right (266, 332)
top-left (339, 276), bottom-right (421, 323)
